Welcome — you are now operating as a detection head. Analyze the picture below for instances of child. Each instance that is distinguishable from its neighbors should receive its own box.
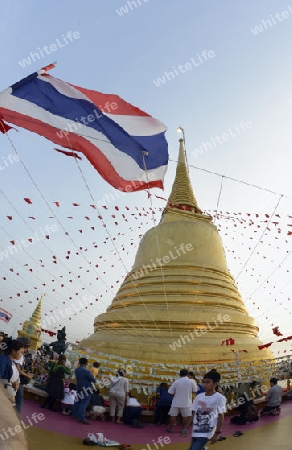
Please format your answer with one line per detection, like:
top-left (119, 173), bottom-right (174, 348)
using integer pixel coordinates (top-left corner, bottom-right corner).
top-left (182, 370), bottom-right (226, 449)
top-left (90, 362), bottom-right (100, 378)
top-left (61, 382), bottom-right (77, 415)
top-left (90, 387), bottom-right (106, 421)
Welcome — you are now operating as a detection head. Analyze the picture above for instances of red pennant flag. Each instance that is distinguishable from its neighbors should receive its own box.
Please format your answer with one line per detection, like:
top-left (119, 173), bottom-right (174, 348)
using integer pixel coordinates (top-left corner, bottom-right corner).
top-left (258, 342), bottom-right (272, 350)
top-left (54, 148), bottom-right (82, 160)
top-left (7, 216), bottom-right (12, 220)
top-left (221, 338), bottom-right (235, 346)
top-left (0, 116), bottom-right (16, 133)
top-left (272, 326), bottom-right (283, 337)
top-left (155, 195), bottom-right (167, 201)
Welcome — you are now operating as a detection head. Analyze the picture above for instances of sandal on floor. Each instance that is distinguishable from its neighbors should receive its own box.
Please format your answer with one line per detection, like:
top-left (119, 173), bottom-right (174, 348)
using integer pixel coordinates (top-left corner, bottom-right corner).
top-left (218, 436), bottom-right (226, 441)
top-left (83, 438), bottom-right (99, 446)
top-left (180, 429), bottom-right (188, 437)
top-left (234, 431), bottom-right (244, 437)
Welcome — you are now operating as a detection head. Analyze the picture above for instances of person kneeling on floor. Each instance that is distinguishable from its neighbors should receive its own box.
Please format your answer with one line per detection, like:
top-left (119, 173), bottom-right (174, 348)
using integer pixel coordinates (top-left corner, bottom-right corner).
top-left (89, 387), bottom-right (106, 421)
top-left (124, 393), bottom-right (143, 428)
top-left (260, 378), bottom-right (283, 416)
top-left (230, 394), bottom-right (258, 425)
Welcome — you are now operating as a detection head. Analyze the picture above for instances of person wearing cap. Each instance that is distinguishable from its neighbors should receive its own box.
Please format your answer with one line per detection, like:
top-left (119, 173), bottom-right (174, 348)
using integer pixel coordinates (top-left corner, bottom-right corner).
top-left (15, 337), bottom-right (34, 414)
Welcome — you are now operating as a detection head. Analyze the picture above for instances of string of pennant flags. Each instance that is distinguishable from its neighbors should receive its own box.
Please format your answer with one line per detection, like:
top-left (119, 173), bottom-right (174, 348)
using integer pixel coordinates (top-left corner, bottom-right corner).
top-left (1, 201), bottom-right (292, 351)
top-left (63, 343), bottom-right (292, 396)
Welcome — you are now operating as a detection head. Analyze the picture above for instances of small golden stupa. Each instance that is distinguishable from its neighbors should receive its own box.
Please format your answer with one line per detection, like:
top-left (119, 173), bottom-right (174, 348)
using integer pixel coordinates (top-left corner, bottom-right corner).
top-left (18, 295), bottom-right (43, 350)
top-left (82, 140), bottom-right (273, 365)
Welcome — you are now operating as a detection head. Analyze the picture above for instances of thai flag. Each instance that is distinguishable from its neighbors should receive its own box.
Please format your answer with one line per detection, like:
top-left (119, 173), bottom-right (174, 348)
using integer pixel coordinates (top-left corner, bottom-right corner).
top-left (0, 307), bottom-right (12, 323)
top-left (0, 64), bottom-right (168, 192)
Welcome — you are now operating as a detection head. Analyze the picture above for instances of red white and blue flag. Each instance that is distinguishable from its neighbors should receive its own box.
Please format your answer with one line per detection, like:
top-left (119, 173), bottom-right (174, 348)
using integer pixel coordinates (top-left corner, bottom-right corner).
top-left (0, 307), bottom-right (12, 323)
top-left (0, 64), bottom-right (168, 192)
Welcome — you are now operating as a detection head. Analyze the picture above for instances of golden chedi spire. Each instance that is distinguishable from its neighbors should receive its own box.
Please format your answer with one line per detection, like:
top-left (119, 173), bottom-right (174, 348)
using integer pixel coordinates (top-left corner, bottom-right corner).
top-left (165, 138), bottom-right (202, 214)
top-left (82, 141), bottom-right (273, 365)
top-left (18, 294), bottom-right (44, 350)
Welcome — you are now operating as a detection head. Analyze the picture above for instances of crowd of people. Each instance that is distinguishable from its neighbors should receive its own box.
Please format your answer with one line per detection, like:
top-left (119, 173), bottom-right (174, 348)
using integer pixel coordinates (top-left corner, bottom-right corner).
top-left (0, 334), bottom-right (290, 450)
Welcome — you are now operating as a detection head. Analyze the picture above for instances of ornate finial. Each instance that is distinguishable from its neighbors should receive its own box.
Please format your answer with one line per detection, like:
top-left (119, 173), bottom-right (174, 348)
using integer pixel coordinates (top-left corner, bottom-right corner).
top-left (31, 294), bottom-right (44, 325)
top-left (164, 139), bottom-right (202, 215)
top-left (17, 294), bottom-right (44, 350)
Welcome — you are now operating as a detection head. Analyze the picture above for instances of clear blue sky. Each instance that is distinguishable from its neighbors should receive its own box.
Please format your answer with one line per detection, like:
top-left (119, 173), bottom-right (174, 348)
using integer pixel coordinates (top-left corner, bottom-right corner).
top-left (0, 0), bottom-right (292, 356)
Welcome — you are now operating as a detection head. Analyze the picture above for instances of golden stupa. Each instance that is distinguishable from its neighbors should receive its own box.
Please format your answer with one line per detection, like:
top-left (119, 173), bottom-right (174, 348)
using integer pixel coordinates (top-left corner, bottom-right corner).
top-left (18, 295), bottom-right (43, 350)
top-left (82, 140), bottom-right (273, 365)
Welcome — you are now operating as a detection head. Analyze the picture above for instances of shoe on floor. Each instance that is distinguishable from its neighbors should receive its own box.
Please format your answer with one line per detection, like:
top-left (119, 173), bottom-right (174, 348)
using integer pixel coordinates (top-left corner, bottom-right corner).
top-left (78, 419), bottom-right (91, 425)
top-left (218, 436), bottom-right (226, 441)
top-left (233, 430), bottom-right (243, 436)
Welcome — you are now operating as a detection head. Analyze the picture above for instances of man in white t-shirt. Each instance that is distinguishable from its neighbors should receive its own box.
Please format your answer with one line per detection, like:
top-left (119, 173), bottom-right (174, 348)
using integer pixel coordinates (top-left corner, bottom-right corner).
top-left (167, 368), bottom-right (197, 433)
top-left (182, 370), bottom-right (226, 449)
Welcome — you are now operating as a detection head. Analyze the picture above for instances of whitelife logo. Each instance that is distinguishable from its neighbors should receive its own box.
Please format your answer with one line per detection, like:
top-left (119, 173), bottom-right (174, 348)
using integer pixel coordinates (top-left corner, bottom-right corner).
top-left (116, 0), bottom-right (149, 17)
top-left (131, 243), bottom-right (193, 280)
top-left (191, 121), bottom-right (252, 158)
top-left (250, 6), bottom-right (292, 35)
top-left (18, 31), bottom-right (80, 68)
top-left (169, 314), bottom-right (231, 351)
top-left (153, 50), bottom-right (215, 87)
